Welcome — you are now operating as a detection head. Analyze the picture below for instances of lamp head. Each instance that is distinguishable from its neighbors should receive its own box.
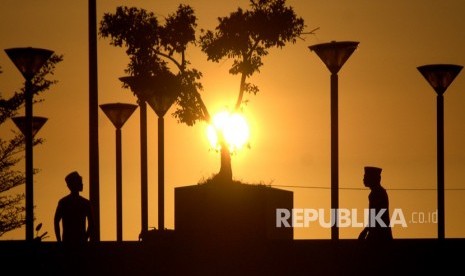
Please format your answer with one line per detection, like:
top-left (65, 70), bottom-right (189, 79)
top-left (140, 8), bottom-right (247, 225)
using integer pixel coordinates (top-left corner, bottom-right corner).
top-left (417, 64), bottom-right (463, 95)
top-left (5, 47), bottom-right (54, 80)
top-left (309, 41), bottom-right (359, 74)
top-left (11, 116), bottom-right (48, 137)
top-left (100, 103), bottom-right (138, 129)
top-left (120, 73), bottom-right (180, 117)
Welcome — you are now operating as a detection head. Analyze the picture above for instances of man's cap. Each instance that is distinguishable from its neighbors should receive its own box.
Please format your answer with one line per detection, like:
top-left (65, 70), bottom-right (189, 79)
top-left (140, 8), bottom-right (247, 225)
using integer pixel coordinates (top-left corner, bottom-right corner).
top-left (364, 166), bottom-right (382, 175)
top-left (65, 171), bottom-right (81, 184)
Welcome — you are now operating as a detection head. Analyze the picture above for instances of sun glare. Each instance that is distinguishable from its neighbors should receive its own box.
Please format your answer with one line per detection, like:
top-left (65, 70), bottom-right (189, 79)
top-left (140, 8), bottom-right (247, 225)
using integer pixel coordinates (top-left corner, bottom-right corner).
top-left (207, 110), bottom-right (250, 152)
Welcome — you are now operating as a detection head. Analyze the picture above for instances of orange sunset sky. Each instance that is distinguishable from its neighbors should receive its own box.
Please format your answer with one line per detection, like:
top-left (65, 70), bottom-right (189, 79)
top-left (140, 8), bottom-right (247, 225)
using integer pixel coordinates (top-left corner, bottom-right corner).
top-left (1, 0), bottom-right (465, 241)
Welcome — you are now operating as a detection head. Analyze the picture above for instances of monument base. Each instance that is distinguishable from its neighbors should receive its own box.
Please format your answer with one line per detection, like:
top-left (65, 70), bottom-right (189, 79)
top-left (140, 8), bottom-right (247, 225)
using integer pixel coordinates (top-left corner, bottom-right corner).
top-left (175, 180), bottom-right (293, 242)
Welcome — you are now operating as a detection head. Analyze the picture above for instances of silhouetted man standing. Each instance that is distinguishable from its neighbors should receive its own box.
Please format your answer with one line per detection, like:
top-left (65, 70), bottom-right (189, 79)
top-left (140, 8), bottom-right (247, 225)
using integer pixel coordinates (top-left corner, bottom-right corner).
top-left (358, 166), bottom-right (393, 241)
top-left (54, 171), bottom-right (94, 245)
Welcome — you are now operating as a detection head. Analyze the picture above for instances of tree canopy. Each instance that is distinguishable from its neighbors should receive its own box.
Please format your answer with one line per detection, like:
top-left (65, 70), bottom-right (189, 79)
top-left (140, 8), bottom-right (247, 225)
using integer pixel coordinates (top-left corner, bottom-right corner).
top-left (199, 0), bottom-right (305, 110)
top-left (99, 5), bottom-right (207, 126)
top-left (99, 0), bottom-right (306, 182)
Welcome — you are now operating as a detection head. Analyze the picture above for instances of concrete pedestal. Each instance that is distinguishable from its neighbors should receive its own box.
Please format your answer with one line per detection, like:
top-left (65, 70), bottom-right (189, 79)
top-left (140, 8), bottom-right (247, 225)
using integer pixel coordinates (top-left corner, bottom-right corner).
top-left (175, 182), bottom-right (293, 242)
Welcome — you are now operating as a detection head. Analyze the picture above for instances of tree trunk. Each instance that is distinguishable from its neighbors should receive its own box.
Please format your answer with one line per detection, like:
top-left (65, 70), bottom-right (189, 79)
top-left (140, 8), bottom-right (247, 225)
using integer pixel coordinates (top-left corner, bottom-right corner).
top-left (216, 142), bottom-right (232, 183)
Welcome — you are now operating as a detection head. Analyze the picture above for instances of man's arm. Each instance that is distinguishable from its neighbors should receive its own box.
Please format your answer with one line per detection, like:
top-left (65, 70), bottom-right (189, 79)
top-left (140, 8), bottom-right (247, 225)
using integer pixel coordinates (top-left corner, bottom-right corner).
top-left (85, 201), bottom-right (95, 242)
top-left (54, 204), bottom-right (62, 242)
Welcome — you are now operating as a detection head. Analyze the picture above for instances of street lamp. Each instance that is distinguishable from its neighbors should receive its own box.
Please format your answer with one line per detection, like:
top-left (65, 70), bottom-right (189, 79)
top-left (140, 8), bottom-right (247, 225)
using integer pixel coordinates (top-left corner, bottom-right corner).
top-left (120, 74), bottom-right (179, 232)
top-left (144, 74), bottom-right (180, 232)
top-left (5, 47), bottom-right (53, 242)
top-left (417, 64), bottom-right (463, 239)
top-left (309, 41), bottom-right (359, 241)
top-left (119, 76), bottom-right (150, 236)
top-left (100, 103), bottom-right (137, 242)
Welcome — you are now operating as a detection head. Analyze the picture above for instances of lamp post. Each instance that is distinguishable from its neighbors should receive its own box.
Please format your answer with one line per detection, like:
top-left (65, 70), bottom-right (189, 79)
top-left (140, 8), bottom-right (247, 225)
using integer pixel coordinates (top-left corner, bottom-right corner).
top-left (119, 76), bottom-right (150, 235)
top-left (5, 47), bottom-right (53, 242)
top-left (144, 76), bottom-right (179, 232)
top-left (100, 103), bottom-right (137, 242)
top-left (417, 64), bottom-right (462, 239)
top-left (309, 41), bottom-right (359, 241)
top-left (88, 0), bottom-right (100, 242)
top-left (120, 74), bottom-right (179, 232)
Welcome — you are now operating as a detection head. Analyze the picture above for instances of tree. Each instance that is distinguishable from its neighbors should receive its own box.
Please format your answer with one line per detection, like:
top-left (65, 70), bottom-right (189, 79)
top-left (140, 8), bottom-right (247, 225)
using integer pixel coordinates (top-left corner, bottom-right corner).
top-left (99, 0), bottom-right (306, 183)
top-left (99, 5), bottom-right (207, 125)
top-left (0, 54), bottom-right (63, 237)
top-left (199, 0), bottom-right (305, 181)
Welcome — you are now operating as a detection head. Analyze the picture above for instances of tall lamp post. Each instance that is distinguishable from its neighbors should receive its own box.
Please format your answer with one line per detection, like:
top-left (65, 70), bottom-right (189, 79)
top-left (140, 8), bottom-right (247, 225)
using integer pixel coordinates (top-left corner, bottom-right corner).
top-left (88, 0), bottom-right (100, 242)
top-left (417, 64), bottom-right (462, 239)
top-left (5, 47), bottom-right (53, 242)
top-left (309, 41), bottom-right (359, 241)
top-left (100, 103), bottom-right (137, 242)
top-left (120, 75), bottom-right (179, 232)
top-left (144, 76), bottom-right (179, 232)
top-left (119, 76), bottom-right (150, 235)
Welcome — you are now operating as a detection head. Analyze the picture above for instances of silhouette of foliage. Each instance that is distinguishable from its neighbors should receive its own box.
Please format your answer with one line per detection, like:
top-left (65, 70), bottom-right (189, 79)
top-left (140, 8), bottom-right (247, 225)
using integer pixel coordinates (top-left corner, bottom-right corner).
top-left (99, 5), bottom-right (207, 126)
top-left (99, 6), bottom-right (165, 77)
top-left (199, 0), bottom-right (305, 110)
top-left (0, 54), bottom-right (62, 237)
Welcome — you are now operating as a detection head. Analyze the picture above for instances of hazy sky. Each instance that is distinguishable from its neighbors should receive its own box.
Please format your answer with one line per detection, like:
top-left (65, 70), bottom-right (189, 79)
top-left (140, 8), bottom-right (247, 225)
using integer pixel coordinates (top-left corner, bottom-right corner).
top-left (1, 0), bottom-right (465, 241)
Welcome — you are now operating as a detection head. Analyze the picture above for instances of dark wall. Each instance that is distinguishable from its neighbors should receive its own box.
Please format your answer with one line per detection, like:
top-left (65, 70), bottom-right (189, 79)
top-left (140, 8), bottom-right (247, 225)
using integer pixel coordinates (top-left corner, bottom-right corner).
top-left (174, 182), bottom-right (293, 242)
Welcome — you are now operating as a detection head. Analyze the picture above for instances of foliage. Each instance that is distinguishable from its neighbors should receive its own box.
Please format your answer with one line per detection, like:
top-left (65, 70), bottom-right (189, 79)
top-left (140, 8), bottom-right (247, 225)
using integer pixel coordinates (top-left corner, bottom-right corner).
top-left (99, 6), bottom-right (164, 77)
top-left (99, 0), bottom-right (306, 124)
top-left (99, 5), bottom-right (207, 126)
top-left (0, 54), bottom-right (62, 237)
top-left (199, 0), bottom-right (305, 109)
top-left (198, 0), bottom-right (305, 180)
top-left (99, 0), bottom-right (307, 181)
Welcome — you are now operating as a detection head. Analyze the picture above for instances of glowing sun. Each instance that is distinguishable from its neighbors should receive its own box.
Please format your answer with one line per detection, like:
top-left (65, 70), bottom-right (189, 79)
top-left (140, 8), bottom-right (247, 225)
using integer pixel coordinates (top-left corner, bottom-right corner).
top-left (207, 110), bottom-right (250, 152)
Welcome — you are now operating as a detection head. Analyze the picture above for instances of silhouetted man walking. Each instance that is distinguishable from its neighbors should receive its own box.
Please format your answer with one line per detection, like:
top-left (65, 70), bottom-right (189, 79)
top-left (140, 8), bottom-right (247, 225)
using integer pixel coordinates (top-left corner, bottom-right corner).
top-left (54, 171), bottom-right (94, 245)
top-left (358, 166), bottom-right (393, 241)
